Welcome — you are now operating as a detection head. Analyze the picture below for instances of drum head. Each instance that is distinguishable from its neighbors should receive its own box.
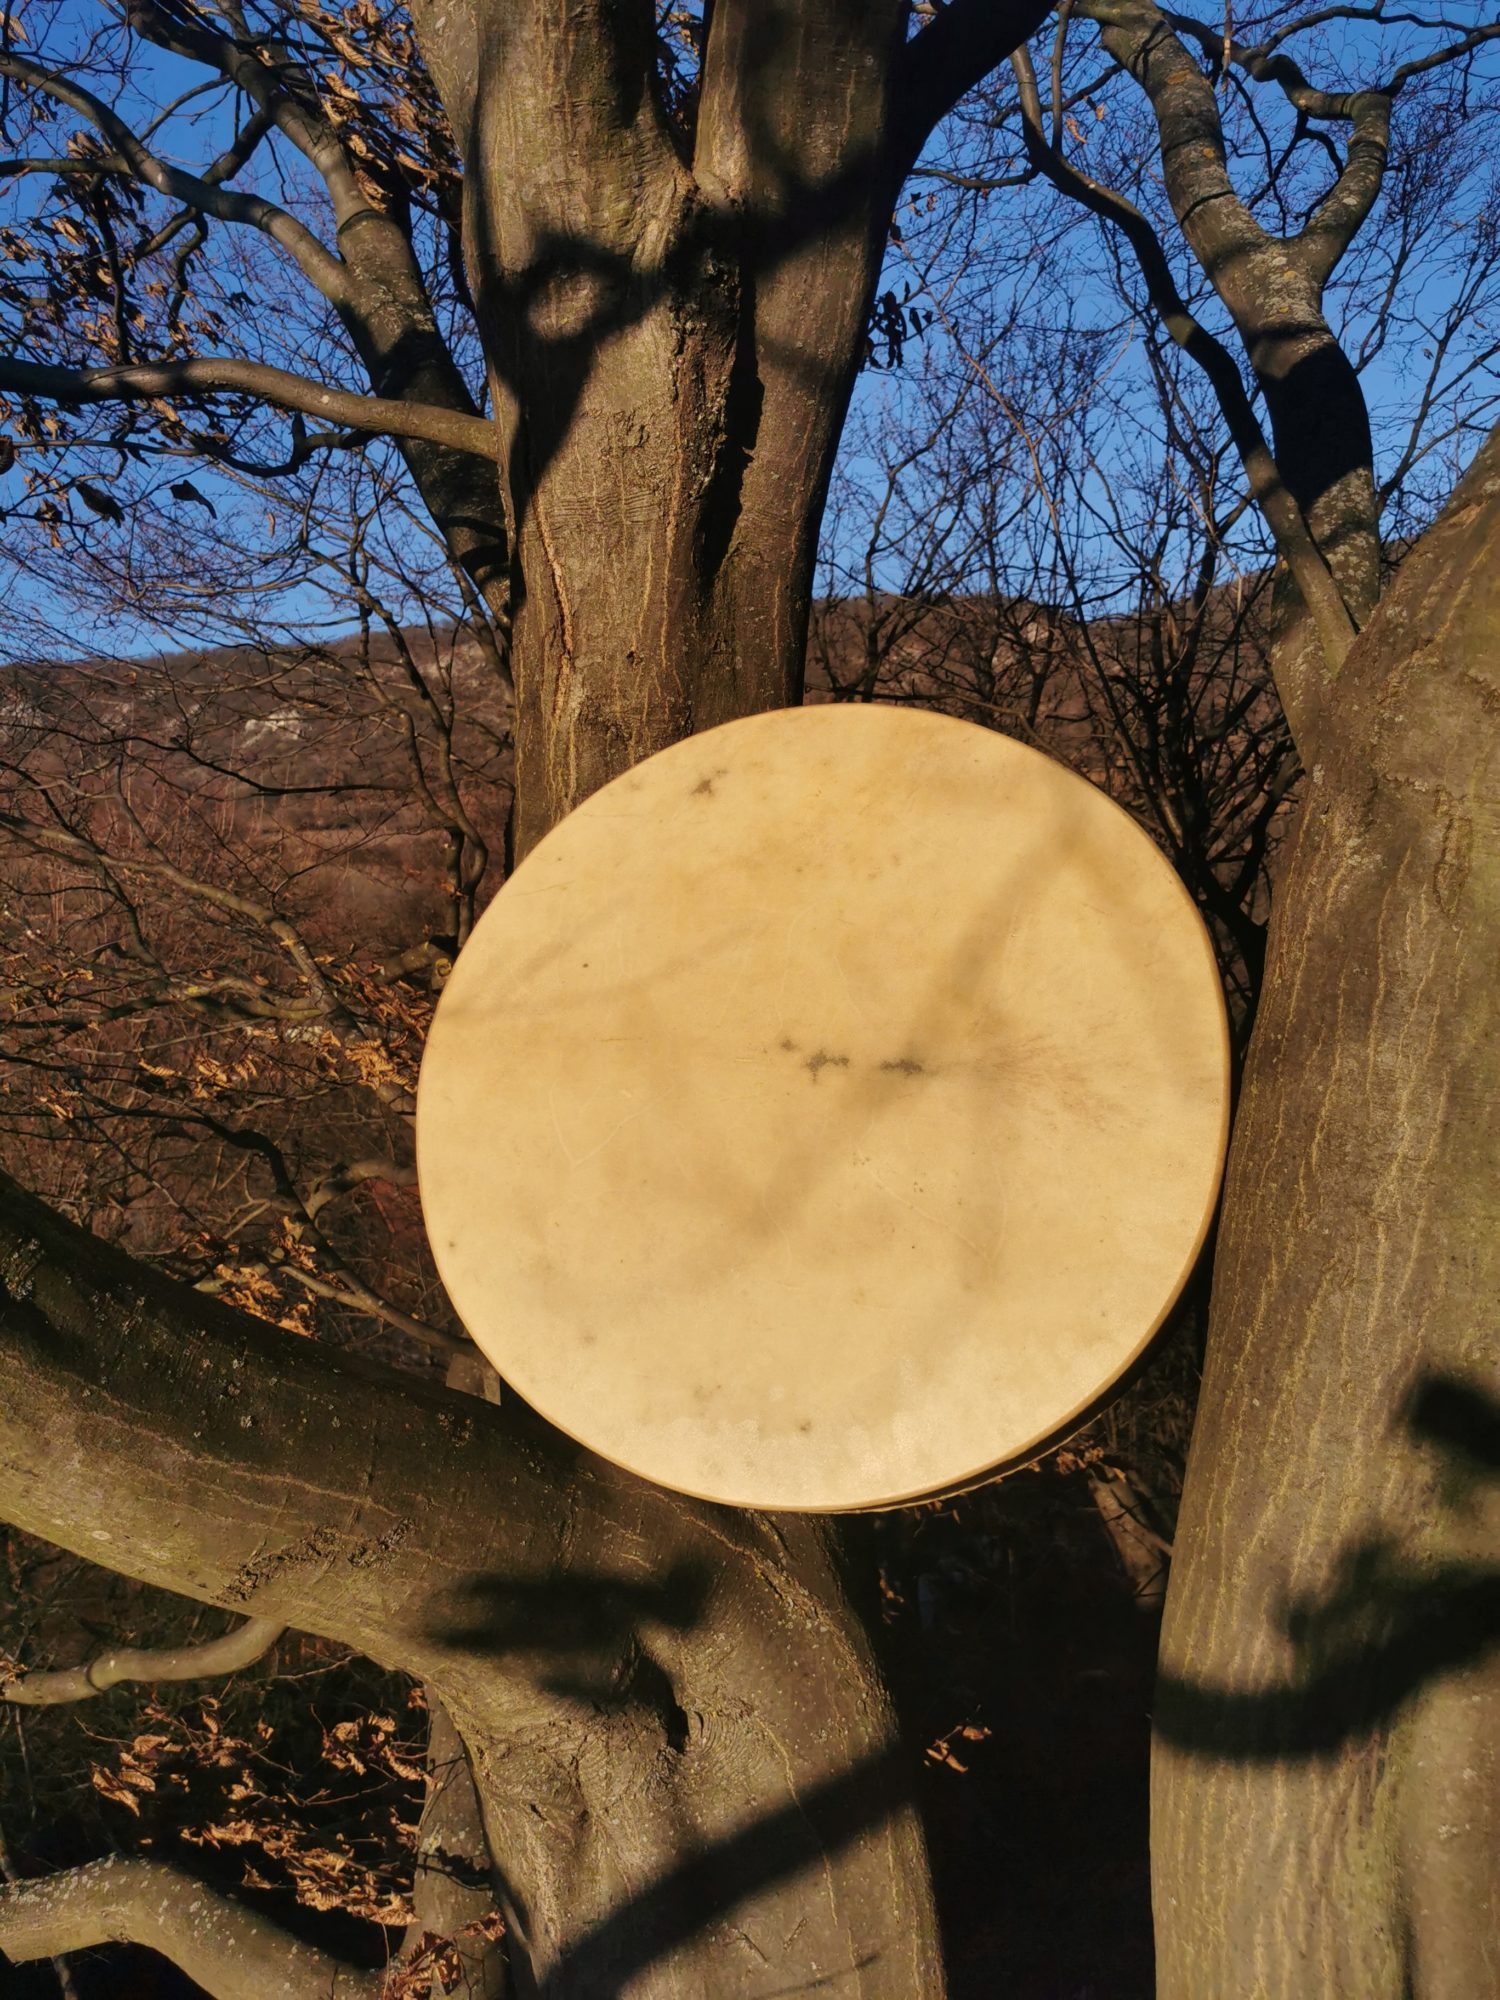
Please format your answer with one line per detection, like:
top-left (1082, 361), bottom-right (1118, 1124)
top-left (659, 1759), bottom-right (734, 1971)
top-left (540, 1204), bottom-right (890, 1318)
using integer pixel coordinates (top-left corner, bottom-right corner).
top-left (417, 705), bottom-right (1229, 1511)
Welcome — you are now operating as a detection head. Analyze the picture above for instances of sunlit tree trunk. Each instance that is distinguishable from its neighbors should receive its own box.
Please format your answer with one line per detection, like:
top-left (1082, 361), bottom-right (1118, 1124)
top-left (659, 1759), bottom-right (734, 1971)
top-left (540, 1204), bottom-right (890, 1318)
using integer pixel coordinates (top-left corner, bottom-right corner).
top-left (421, 0), bottom-right (914, 852)
top-left (1152, 426), bottom-right (1500, 1997)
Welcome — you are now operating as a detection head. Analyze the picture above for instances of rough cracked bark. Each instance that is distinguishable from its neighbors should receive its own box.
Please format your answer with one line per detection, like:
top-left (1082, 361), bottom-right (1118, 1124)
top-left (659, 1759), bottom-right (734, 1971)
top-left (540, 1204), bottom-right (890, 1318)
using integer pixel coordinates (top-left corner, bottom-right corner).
top-left (1152, 423), bottom-right (1500, 1997)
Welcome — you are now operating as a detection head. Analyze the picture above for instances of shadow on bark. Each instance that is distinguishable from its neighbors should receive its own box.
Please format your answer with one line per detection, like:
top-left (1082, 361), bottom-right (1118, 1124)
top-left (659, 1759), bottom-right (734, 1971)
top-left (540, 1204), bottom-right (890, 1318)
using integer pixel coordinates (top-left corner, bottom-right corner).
top-left (467, 176), bottom-right (873, 612)
top-left (425, 1541), bottom-right (919, 1991)
top-left (431, 1558), bottom-right (711, 1717)
top-left (534, 1745), bottom-right (905, 1999)
top-left (1155, 1370), bottom-right (1500, 1760)
top-left (454, 7), bottom-right (914, 613)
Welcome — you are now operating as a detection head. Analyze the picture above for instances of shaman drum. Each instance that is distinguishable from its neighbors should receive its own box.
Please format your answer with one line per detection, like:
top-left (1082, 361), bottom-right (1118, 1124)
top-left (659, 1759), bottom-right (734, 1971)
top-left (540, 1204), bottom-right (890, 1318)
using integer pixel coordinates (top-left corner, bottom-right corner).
top-left (416, 704), bottom-right (1229, 1512)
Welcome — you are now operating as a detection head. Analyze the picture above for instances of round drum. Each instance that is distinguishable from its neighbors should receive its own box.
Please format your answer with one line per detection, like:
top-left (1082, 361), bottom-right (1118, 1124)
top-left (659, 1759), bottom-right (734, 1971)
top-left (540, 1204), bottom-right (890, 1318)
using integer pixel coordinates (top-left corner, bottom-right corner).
top-left (417, 704), bottom-right (1229, 1512)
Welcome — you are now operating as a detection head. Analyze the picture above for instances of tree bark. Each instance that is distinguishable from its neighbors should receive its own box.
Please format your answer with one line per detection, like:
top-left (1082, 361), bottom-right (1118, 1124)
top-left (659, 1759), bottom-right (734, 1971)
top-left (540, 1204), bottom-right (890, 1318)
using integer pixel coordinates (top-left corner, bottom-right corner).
top-left (1079, 0), bottom-right (1385, 741)
top-left (424, 0), bottom-right (913, 854)
top-left (0, 1613), bottom-right (283, 1705)
top-left (0, 1857), bottom-right (377, 1999)
top-left (440, 0), bottom-right (1048, 860)
top-left (410, 1696), bottom-right (508, 1998)
top-left (0, 1172), bottom-right (942, 1996)
top-left (1152, 425), bottom-right (1500, 1995)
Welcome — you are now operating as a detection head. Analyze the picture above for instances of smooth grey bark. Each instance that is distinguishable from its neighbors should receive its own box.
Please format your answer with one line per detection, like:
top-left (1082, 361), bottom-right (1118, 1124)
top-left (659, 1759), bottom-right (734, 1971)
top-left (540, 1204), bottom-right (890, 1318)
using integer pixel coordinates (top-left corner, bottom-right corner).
top-left (0, 1857), bottom-right (378, 1999)
top-left (1, 1614), bottom-right (284, 1705)
top-left (1069, 0), bottom-right (1403, 745)
top-left (412, 1698), bottom-right (508, 1999)
top-left (0, 1699), bottom-right (505, 1998)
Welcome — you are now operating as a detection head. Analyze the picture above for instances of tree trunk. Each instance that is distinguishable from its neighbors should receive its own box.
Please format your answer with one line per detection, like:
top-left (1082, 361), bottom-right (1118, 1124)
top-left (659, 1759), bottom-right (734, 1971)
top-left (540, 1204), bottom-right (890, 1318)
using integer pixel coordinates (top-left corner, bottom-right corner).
top-left (1152, 426), bottom-right (1500, 1995)
top-left (433, 0), bottom-right (910, 852)
top-left (1079, 0), bottom-right (1386, 743)
top-left (0, 1172), bottom-right (942, 1996)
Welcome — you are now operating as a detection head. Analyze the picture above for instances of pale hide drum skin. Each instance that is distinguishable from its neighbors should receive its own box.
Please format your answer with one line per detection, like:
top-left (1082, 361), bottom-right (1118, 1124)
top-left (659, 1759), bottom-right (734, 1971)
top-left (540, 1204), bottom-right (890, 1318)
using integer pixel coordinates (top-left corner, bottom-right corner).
top-left (417, 704), bottom-right (1230, 1512)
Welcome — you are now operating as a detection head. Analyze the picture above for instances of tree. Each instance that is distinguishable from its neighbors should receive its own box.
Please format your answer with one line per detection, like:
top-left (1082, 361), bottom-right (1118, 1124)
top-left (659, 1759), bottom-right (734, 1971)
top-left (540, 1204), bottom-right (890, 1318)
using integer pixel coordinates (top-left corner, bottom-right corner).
top-left (0, 456), bottom-right (509, 1355)
top-left (954, 10), bottom-right (1500, 1988)
top-left (0, 2), bottom-right (1497, 1995)
top-left (1152, 377), bottom-right (1500, 2000)
top-left (0, 4), bottom-right (1058, 1994)
top-left (817, 283), bottom-right (1299, 1051)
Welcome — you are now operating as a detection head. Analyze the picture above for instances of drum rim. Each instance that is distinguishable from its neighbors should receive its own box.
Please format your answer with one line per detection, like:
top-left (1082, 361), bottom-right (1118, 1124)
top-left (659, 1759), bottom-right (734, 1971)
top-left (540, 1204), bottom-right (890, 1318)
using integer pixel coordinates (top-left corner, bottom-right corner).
top-left (416, 701), bottom-right (1232, 1514)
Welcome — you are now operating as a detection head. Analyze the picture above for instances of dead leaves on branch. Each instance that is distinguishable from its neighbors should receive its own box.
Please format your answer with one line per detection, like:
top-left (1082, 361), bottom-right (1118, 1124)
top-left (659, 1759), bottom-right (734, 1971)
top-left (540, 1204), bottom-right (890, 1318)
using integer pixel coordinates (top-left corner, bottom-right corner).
top-left (282, 0), bottom-right (462, 205)
top-left (923, 1719), bottom-right (993, 1776)
top-left (88, 1693), bottom-right (506, 1978)
top-left (383, 1916), bottom-right (508, 1999)
top-left (88, 1687), bottom-right (427, 1929)
top-left (0, 614), bottom-right (496, 1362)
top-left (0, 0), bottom-right (464, 487)
top-left (0, 897), bottom-right (437, 1345)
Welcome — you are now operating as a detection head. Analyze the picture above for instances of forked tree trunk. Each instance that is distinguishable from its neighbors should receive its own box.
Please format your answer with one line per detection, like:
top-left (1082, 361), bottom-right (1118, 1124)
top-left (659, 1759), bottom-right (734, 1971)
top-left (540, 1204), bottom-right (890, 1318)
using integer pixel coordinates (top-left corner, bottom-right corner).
top-left (418, 0), bottom-right (913, 853)
top-left (1152, 427), bottom-right (1500, 1995)
top-left (387, 13), bottom-right (950, 1991)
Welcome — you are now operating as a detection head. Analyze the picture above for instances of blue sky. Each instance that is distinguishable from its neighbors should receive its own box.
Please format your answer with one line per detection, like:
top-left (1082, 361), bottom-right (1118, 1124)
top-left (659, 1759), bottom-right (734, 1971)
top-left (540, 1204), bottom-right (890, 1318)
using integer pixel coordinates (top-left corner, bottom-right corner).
top-left (1, 1), bottom-right (1495, 657)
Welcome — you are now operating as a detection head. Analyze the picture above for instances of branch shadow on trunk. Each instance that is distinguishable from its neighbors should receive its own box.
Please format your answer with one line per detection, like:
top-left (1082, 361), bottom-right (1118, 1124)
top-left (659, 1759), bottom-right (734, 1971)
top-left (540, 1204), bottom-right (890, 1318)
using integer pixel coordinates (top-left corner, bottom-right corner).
top-left (430, 1559), bottom-right (711, 1718)
top-left (1154, 1371), bottom-right (1500, 1761)
top-left (531, 1744), bottom-right (906, 2000)
top-left (423, 1550), bottom-right (919, 1993)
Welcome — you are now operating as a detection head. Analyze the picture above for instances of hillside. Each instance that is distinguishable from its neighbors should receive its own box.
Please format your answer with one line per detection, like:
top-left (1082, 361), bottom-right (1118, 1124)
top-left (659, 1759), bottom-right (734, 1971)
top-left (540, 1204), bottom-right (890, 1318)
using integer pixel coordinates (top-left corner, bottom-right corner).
top-left (0, 593), bottom-right (1281, 1999)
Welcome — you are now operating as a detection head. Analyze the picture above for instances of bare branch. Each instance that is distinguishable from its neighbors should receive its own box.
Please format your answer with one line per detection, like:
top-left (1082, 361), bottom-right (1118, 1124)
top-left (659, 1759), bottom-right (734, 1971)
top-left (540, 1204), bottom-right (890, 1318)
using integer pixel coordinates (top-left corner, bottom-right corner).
top-left (1298, 90), bottom-right (1391, 285)
top-left (1080, 0), bottom-right (1272, 271)
top-left (0, 1856), bottom-right (379, 1999)
top-left (137, 101), bottom-right (279, 259)
top-left (1387, 21), bottom-right (1500, 90)
top-left (0, 50), bottom-right (353, 305)
top-left (0, 803), bottom-right (333, 992)
top-left (1008, 48), bottom-right (1357, 678)
top-left (112, 0), bottom-right (513, 629)
top-left (303, 1157), bottom-right (419, 1223)
top-left (1156, 9), bottom-right (1395, 282)
top-left (1159, 8), bottom-right (1500, 285)
top-left (0, 1823), bottom-right (80, 2000)
top-left (126, 0), bottom-right (394, 230)
top-left (197, 1254), bottom-right (467, 1359)
top-left (2, 1617), bottom-right (284, 1706)
top-left (889, 0), bottom-right (1058, 181)
top-left (404, 1699), bottom-right (506, 1997)
top-left (0, 357), bottom-right (500, 462)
